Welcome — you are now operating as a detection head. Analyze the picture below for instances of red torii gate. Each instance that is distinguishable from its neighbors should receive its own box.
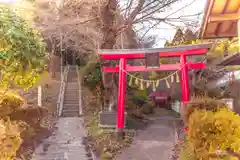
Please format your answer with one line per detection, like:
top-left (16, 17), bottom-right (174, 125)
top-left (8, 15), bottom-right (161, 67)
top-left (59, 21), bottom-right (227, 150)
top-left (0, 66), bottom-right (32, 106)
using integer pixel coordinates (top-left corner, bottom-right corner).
top-left (99, 43), bottom-right (211, 134)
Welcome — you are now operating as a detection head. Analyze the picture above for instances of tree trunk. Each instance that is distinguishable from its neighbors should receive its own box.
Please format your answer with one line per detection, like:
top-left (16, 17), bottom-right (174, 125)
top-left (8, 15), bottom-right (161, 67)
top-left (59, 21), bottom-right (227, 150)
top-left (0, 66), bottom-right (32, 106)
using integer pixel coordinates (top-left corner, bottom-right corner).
top-left (50, 54), bottom-right (60, 78)
top-left (99, 0), bottom-right (118, 110)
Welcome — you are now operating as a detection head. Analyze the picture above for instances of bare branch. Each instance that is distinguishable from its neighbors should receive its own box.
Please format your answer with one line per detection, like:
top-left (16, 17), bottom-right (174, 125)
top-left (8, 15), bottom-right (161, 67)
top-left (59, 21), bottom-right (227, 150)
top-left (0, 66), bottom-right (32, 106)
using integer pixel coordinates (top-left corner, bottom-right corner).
top-left (125, 0), bottom-right (145, 24)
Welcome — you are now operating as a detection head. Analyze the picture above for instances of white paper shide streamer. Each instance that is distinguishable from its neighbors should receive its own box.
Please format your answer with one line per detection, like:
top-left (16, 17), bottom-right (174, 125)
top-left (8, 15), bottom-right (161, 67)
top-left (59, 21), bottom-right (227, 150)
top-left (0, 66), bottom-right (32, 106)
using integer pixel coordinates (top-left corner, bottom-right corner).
top-left (121, 65), bottom-right (180, 91)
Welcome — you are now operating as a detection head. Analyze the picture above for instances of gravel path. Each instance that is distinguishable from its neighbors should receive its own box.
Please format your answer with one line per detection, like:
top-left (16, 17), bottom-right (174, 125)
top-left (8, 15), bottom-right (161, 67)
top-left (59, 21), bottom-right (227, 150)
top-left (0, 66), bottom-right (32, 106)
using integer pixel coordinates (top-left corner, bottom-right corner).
top-left (115, 109), bottom-right (183, 160)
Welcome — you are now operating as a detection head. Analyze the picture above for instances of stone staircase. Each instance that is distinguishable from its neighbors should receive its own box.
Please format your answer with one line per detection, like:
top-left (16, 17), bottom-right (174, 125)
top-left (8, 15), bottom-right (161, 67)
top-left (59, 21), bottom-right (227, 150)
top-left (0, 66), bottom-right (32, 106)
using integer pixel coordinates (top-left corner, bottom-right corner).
top-left (31, 65), bottom-right (92, 160)
top-left (62, 66), bottom-right (79, 117)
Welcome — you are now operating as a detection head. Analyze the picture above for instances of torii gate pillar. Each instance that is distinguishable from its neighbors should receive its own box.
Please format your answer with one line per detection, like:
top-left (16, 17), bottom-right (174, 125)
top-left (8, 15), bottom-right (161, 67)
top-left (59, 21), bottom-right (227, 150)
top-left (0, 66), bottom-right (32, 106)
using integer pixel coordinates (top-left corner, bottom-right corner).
top-left (180, 55), bottom-right (190, 102)
top-left (116, 58), bottom-right (127, 136)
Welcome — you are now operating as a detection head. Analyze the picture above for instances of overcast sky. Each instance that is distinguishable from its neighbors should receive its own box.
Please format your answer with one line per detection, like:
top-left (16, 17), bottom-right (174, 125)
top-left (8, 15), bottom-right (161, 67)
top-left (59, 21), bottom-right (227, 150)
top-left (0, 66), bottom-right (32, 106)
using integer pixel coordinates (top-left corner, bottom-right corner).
top-left (147, 0), bottom-right (207, 47)
top-left (0, 0), bottom-right (13, 2)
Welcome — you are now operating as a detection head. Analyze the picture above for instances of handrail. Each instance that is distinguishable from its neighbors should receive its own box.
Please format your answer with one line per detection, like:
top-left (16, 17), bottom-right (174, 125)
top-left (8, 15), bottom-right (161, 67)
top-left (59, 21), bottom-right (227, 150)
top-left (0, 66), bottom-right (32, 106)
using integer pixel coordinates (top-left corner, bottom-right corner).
top-left (57, 65), bottom-right (69, 116)
top-left (76, 65), bottom-right (83, 116)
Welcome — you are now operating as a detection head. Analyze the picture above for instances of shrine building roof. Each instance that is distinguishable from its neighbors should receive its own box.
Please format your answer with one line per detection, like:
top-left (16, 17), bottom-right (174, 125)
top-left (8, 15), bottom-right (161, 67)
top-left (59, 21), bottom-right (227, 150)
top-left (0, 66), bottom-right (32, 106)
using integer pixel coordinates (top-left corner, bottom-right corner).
top-left (199, 0), bottom-right (240, 39)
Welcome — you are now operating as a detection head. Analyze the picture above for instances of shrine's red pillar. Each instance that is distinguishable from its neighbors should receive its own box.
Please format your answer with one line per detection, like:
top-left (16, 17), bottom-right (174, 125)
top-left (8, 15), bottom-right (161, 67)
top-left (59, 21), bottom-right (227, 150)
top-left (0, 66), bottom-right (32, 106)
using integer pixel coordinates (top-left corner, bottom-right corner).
top-left (180, 55), bottom-right (190, 102)
top-left (117, 58), bottom-right (127, 131)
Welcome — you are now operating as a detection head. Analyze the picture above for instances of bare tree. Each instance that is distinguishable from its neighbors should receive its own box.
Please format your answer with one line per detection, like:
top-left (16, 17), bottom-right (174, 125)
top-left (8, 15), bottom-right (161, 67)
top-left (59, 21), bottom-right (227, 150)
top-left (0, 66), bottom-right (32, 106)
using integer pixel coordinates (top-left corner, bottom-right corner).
top-left (16, 0), bottom-right (203, 108)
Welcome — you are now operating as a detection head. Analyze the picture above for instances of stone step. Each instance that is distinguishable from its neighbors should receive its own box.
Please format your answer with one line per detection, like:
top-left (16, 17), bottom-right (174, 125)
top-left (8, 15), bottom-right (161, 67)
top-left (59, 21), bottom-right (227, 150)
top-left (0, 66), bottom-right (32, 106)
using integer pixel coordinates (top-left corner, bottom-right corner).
top-left (64, 90), bottom-right (78, 93)
top-left (66, 82), bottom-right (78, 84)
top-left (63, 102), bottom-right (79, 105)
top-left (64, 90), bottom-right (79, 93)
top-left (64, 94), bottom-right (77, 97)
top-left (62, 112), bottom-right (79, 117)
top-left (64, 98), bottom-right (79, 102)
top-left (65, 91), bottom-right (78, 94)
top-left (63, 103), bottom-right (79, 107)
top-left (62, 111), bottom-right (79, 116)
top-left (62, 110), bottom-right (79, 114)
top-left (62, 107), bottom-right (79, 112)
top-left (31, 117), bottom-right (89, 160)
top-left (65, 85), bottom-right (78, 88)
top-left (67, 76), bottom-right (77, 78)
top-left (63, 105), bottom-right (79, 107)
top-left (65, 86), bottom-right (78, 89)
top-left (63, 104), bottom-right (79, 107)
top-left (64, 96), bottom-right (78, 99)
top-left (68, 76), bottom-right (77, 78)
top-left (65, 92), bottom-right (78, 94)
top-left (63, 107), bottom-right (79, 111)
top-left (65, 87), bottom-right (78, 89)
top-left (64, 94), bottom-right (79, 97)
top-left (64, 101), bottom-right (79, 104)
top-left (62, 108), bottom-right (79, 113)
top-left (32, 152), bottom-right (89, 160)
top-left (64, 98), bottom-right (78, 101)
top-left (64, 97), bottom-right (78, 99)
top-left (67, 79), bottom-right (78, 82)
top-left (33, 145), bottom-right (87, 154)
top-left (65, 88), bottom-right (78, 90)
top-left (67, 75), bottom-right (77, 77)
top-left (65, 93), bottom-right (78, 95)
top-left (62, 108), bottom-right (79, 112)
top-left (65, 88), bottom-right (78, 91)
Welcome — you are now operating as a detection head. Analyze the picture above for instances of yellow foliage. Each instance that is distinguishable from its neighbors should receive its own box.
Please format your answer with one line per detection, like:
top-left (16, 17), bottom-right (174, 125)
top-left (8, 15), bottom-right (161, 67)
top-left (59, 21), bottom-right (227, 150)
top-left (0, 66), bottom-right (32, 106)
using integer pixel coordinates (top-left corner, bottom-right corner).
top-left (0, 38), bottom-right (11, 52)
top-left (0, 118), bottom-right (24, 160)
top-left (135, 89), bottom-right (148, 99)
top-left (0, 90), bottom-right (24, 117)
top-left (0, 90), bottom-right (24, 107)
top-left (187, 107), bottom-right (240, 160)
top-left (0, 89), bottom-right (48, 160)
top-left (179, 140), bottom-right (197, 160)
top-left (181, 98), bottom-right (227, 126)
top-left (149, 71), bottom-right (157, 80)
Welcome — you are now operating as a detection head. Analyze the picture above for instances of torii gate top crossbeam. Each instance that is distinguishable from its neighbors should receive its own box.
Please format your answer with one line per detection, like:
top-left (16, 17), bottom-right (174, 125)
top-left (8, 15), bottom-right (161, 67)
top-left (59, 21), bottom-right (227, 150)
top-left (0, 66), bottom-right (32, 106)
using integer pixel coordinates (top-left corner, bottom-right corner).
top-left (98, 43), bottom-right (212, 132)
top-left (99, 43), bottom-right (212, 60)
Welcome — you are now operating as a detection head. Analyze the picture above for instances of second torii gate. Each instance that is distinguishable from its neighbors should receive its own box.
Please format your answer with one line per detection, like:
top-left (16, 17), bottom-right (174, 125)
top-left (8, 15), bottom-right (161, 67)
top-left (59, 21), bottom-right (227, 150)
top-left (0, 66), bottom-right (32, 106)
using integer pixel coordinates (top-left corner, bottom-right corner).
top-left (99, 43), bottom-right (212, 135)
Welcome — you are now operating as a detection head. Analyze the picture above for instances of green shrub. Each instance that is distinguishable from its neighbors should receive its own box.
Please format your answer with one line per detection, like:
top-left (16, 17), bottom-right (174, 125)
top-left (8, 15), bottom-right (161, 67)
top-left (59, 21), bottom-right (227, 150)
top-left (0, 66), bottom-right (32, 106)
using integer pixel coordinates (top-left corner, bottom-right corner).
top-left (135, 89), bottom-right (148, 101)
top-left (83, 61), bottom-right (101, 90)
top-left (0, 5), bottom-right (47, 90)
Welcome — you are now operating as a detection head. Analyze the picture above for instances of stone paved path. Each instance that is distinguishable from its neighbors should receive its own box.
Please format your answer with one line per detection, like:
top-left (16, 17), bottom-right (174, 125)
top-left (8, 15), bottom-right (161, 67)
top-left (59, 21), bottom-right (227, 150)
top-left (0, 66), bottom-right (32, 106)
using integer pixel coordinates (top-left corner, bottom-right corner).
top-left (115, 109), bottom-right (183, 160)
top-left (31, 117), bottom-right (89, 160)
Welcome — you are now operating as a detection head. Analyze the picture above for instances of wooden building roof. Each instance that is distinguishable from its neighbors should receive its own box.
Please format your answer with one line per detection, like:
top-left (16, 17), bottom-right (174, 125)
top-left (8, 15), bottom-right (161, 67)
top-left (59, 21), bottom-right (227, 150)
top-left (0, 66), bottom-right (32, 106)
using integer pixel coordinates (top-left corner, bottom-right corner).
top-left (199, 0), bottom-right (240, 39)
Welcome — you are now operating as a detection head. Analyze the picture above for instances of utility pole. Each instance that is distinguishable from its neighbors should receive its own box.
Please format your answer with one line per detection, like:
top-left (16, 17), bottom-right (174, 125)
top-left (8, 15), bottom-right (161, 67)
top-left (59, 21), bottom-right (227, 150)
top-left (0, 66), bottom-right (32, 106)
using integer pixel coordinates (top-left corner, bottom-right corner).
top-left (56, 0), bottom-right (64, 81)
top-left (238, 19), bottom-right (240, 52)
top-left (60, 32), bottom-right (63, 81)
